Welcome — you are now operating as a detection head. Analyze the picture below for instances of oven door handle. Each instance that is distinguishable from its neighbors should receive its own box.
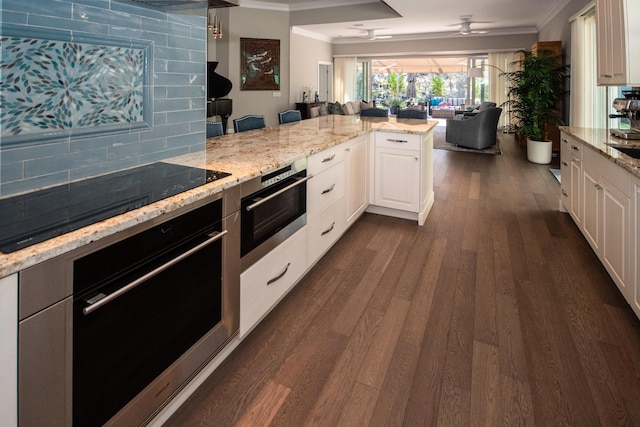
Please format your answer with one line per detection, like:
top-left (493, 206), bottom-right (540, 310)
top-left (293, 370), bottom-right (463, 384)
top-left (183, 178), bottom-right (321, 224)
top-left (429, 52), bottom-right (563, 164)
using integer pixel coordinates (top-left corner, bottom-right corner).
top-left (82, 229), bottom-right (228, 315)
top-left (246, 175), bottom-right (314, 211)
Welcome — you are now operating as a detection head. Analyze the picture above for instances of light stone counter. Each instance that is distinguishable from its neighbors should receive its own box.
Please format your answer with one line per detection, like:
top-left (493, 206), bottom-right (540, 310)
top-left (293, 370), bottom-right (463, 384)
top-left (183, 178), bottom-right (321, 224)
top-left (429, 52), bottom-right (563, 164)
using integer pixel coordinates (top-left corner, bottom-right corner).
top-left (0, 115), bottom-right (437, 278)
top-left (560, 126), bottom-right (640, 178)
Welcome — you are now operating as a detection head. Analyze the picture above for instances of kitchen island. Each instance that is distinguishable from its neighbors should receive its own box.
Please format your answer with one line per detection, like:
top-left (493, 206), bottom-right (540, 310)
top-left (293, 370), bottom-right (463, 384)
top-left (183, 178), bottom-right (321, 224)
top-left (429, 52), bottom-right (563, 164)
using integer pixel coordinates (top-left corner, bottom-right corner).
top-left (1, 114), bottom-right (436, 426)
top-left (0, 115), bottom-right (437, 279)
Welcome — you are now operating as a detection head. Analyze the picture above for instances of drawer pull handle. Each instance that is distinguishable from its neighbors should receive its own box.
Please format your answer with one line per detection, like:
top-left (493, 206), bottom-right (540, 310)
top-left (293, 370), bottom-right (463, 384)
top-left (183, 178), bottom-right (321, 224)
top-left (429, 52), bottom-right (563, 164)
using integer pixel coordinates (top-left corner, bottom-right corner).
top-left (246, 175), bottom-right (313, 211)
top-left (594, 183), bottom-right (603, 190)
top-left (561, 161), bottom-right (569, 166)
top-left (571, 145), bottom-right (580, 151)
top-left (267, 262), bottom-right (291, 285)
top-left (321, 184), bottom-right (336, 195)
top-left (83, 230), bottom-right (228, 315)
top-left (322, 154), bottom-right (336, 163)
top-left (321, 222), bottom-right (336, 236)
top-left (561, 189), bottom-right (568, 197)
top-left (387, 138), bottom-right (408, 143)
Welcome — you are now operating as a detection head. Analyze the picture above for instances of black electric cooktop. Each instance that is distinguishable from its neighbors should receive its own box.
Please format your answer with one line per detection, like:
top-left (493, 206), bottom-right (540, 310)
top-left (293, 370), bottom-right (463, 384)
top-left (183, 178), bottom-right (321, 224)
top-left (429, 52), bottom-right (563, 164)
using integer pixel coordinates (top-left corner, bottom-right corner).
top-left (0, 162), bottom-right (230, 254)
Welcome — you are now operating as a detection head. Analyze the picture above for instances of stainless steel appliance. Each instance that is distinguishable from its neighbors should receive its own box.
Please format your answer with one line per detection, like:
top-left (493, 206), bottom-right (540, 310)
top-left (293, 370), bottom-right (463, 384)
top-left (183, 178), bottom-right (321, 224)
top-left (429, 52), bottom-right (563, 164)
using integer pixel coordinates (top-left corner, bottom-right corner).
top-left (0, 162), bottom-right (229, 254)
top-left (18, 187), bottom-right (240, 427)
top-left (240, 158), bottom-right (311, 270)
top-left (610, 90), bottom-right (640, 139)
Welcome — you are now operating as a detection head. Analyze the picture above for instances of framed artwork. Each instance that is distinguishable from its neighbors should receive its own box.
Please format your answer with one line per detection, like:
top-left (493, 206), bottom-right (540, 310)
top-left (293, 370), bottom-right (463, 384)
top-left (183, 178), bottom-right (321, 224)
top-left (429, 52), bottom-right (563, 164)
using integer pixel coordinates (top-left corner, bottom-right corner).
top-left (240, 38), bottom-right (280, 91)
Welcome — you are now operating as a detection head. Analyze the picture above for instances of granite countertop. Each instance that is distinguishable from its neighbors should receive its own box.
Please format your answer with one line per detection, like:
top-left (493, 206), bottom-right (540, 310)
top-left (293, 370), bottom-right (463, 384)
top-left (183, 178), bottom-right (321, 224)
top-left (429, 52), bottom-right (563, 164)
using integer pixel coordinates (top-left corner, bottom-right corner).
top-left (560, 126), bottom-right (640, 178)
top-left (0, 115), bottom-right (437, 278)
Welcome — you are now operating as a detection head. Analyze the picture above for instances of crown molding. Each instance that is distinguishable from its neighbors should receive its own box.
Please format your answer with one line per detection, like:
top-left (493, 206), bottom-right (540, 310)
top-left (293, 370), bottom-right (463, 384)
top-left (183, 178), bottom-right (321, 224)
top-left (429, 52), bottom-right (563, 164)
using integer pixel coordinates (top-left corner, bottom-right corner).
top-left (239, 0), bottom-right (377, 12)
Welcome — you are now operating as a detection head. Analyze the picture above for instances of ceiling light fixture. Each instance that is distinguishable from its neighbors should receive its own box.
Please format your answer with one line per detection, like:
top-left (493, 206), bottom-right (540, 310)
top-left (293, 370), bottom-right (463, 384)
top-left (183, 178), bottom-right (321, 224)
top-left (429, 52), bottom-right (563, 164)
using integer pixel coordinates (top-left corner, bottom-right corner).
top-left (208, 11), bottom-right (223, 39)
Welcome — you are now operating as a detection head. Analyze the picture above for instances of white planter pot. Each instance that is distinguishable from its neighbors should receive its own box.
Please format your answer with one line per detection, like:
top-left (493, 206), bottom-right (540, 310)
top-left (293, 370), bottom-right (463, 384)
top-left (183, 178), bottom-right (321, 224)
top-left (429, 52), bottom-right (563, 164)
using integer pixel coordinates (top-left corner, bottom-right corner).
top-left (527, 139), bottom-right (552, 164)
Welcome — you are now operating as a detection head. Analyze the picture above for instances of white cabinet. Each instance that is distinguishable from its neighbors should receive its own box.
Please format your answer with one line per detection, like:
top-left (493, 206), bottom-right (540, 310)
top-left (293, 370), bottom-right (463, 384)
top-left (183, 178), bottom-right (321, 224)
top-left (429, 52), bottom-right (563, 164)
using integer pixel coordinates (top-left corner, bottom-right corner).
top-left (560, 133), bottom-right (582, 225)
top-left (369, 130), bottom-right (434, 225)
top-left (0, 274), bottom-right (17, 426)
top-left (307, 145), bottom-right (346, 264)
top-left (374, 141), bottom-right (420, 212)
top-left (631, 176), bottom-right (640, 318)
top-left (582, 146), bottom-right (631, 296)
top-left (345, 135), bottom-right (368, 226)
top-left (596, 0), bottom-right (640, 86)
top-left (239, 227), bottom-right (307, 337)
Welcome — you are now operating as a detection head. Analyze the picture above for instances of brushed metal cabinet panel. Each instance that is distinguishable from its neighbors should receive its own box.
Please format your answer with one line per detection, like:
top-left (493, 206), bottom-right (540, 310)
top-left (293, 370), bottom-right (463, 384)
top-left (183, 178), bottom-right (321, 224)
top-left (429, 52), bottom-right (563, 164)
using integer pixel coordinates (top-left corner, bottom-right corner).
top-left (19, 297), bottom-right (72, 427)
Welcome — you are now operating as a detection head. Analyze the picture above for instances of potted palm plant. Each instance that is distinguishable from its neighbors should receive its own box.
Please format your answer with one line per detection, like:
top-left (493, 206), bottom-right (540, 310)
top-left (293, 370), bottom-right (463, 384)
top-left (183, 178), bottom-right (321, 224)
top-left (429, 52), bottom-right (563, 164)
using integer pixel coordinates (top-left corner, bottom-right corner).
top-left (386, 73), bottom-right (406, 114)
top-left (503, 49), bottom-right (569, 164)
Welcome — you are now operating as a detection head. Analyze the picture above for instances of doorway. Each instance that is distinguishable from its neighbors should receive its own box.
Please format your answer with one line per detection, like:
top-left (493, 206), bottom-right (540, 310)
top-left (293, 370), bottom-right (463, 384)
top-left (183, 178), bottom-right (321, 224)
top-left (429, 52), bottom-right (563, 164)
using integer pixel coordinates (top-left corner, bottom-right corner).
top-left (318, 62), bottom-right (332, 102)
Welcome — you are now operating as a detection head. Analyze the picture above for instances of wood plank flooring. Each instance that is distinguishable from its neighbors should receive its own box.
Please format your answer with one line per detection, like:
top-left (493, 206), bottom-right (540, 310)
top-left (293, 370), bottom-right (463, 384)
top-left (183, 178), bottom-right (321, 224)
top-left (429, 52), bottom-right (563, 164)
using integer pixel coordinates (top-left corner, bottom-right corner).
top-left (165, 133), bottom-right (640, 427)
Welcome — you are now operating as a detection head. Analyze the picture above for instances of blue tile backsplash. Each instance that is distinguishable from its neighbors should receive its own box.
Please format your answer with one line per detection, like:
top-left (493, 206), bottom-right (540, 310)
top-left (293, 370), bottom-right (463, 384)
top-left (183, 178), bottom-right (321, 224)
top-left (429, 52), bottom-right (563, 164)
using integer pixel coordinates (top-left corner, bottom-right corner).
top-left (0, 0), bottom-right (207, 197)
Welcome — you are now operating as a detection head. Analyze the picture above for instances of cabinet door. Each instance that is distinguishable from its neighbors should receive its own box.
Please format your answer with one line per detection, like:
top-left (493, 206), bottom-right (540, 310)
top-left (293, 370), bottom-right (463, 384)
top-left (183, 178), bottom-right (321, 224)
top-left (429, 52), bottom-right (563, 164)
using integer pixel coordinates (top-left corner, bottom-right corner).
top-left (632, 178), bottom-right (640, 318)
top-left (560, 134), bottom-right (583, 224)
top-left (596, 0), bottom-right (626, 85)
top-left (345, 135), bottom-right (368, 225)
top-left (602, 177), bottom-right (630, 294)
top-left (0, 274), bottom-right (17, 426)
top-left (570, 158), bottom-right (582, 223)
top-left (582, 165), bottom-right (602, 252)
top-left (374, 147), bottom-right (420, 212)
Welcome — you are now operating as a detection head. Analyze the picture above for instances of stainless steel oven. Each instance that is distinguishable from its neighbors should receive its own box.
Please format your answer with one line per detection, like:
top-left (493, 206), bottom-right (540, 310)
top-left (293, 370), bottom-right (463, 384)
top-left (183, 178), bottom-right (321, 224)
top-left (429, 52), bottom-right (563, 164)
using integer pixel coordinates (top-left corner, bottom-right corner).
top-left (18, 187), bottom-right (240, 427)
top-left (240, 158), bottom-right (311, 270)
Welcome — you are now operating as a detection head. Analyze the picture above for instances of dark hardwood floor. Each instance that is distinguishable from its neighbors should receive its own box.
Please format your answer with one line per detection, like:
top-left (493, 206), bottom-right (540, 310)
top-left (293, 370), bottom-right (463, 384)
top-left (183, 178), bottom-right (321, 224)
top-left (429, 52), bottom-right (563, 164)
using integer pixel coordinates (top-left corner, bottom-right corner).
top-left (165, 132), bottom-right (640, 426)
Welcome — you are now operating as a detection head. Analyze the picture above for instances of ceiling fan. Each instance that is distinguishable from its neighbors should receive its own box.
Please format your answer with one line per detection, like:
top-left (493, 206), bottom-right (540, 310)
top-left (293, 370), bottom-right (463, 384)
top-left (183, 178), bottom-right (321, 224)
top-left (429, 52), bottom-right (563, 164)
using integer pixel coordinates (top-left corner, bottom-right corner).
top-left (349, 28), bottom-right (392, 40)
top-left (449, 16), bottom-right (490, 36)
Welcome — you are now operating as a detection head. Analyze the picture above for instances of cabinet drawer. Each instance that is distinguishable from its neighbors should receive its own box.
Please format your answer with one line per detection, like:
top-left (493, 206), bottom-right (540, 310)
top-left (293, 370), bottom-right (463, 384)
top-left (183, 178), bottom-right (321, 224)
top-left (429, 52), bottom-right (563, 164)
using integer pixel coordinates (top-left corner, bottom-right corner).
top-left (584, 146), bottom-right (630, 196)
top-left (307, 162), bottom-right (345, 216)
top-left (240, 227), bottom-right (307, 337)
top-left (308, 145), bottom-right (345, 175)
top-left (308, 198), bottom-right (346, 264)
top-left (375, 131), bottom-right (421, 150)
top-left (560, 134), bottom-right (583, 160)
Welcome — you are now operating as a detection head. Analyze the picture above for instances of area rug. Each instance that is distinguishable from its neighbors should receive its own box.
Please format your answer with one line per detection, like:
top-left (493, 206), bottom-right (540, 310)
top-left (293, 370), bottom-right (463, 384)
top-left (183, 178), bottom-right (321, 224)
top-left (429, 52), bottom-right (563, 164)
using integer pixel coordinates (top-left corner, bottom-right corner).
top-left (432, 125), bottom-right (502, 155)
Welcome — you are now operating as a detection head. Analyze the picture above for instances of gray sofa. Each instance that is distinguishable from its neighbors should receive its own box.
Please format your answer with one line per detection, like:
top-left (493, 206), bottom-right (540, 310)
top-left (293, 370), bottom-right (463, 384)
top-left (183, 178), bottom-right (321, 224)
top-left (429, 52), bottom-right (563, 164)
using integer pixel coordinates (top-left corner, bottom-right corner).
top-left (445, 107), bottom-right (502, 149)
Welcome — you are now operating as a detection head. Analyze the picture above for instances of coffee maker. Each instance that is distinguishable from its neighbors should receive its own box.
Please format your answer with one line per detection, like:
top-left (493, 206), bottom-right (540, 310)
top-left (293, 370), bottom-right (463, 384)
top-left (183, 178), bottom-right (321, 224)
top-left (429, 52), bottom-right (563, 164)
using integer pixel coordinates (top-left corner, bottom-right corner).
top-left (610, 89), bottom-right (640, 139)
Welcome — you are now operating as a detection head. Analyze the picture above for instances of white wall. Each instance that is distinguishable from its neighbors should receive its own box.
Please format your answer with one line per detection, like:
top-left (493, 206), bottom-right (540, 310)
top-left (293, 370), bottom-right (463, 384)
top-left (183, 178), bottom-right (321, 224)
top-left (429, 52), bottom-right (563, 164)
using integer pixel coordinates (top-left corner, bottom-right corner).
top-left (289, 33), bottom-right (333, 105)
top-left (212, 7), bottom-right (291, 128)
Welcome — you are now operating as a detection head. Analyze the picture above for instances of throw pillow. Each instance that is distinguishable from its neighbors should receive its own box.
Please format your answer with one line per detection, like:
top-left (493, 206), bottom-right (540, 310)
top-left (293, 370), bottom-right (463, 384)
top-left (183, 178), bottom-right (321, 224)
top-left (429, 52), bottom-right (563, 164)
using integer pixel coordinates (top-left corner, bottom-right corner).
top-left (343, 102), bottom-right (355, 115)
top-left (318, 104), bottom-right (329, 116)
top-left (360, 101), bottom-right (374, 110)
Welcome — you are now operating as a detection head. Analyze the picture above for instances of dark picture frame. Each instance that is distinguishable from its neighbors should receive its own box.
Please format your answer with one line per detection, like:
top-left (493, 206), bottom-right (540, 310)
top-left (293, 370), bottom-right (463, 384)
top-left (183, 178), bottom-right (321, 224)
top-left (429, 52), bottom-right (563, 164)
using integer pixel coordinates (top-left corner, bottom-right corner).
top-left (240, 38), bottom-right (280, 91)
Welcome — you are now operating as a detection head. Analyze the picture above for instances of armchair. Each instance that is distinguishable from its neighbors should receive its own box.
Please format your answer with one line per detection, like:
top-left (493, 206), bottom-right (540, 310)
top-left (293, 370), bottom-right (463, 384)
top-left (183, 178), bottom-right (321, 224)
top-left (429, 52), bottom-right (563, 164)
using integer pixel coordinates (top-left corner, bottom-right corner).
top-left (454, 101), bottom-right (497, 119)
top-left (445, 107), bottom-right (502, 150)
